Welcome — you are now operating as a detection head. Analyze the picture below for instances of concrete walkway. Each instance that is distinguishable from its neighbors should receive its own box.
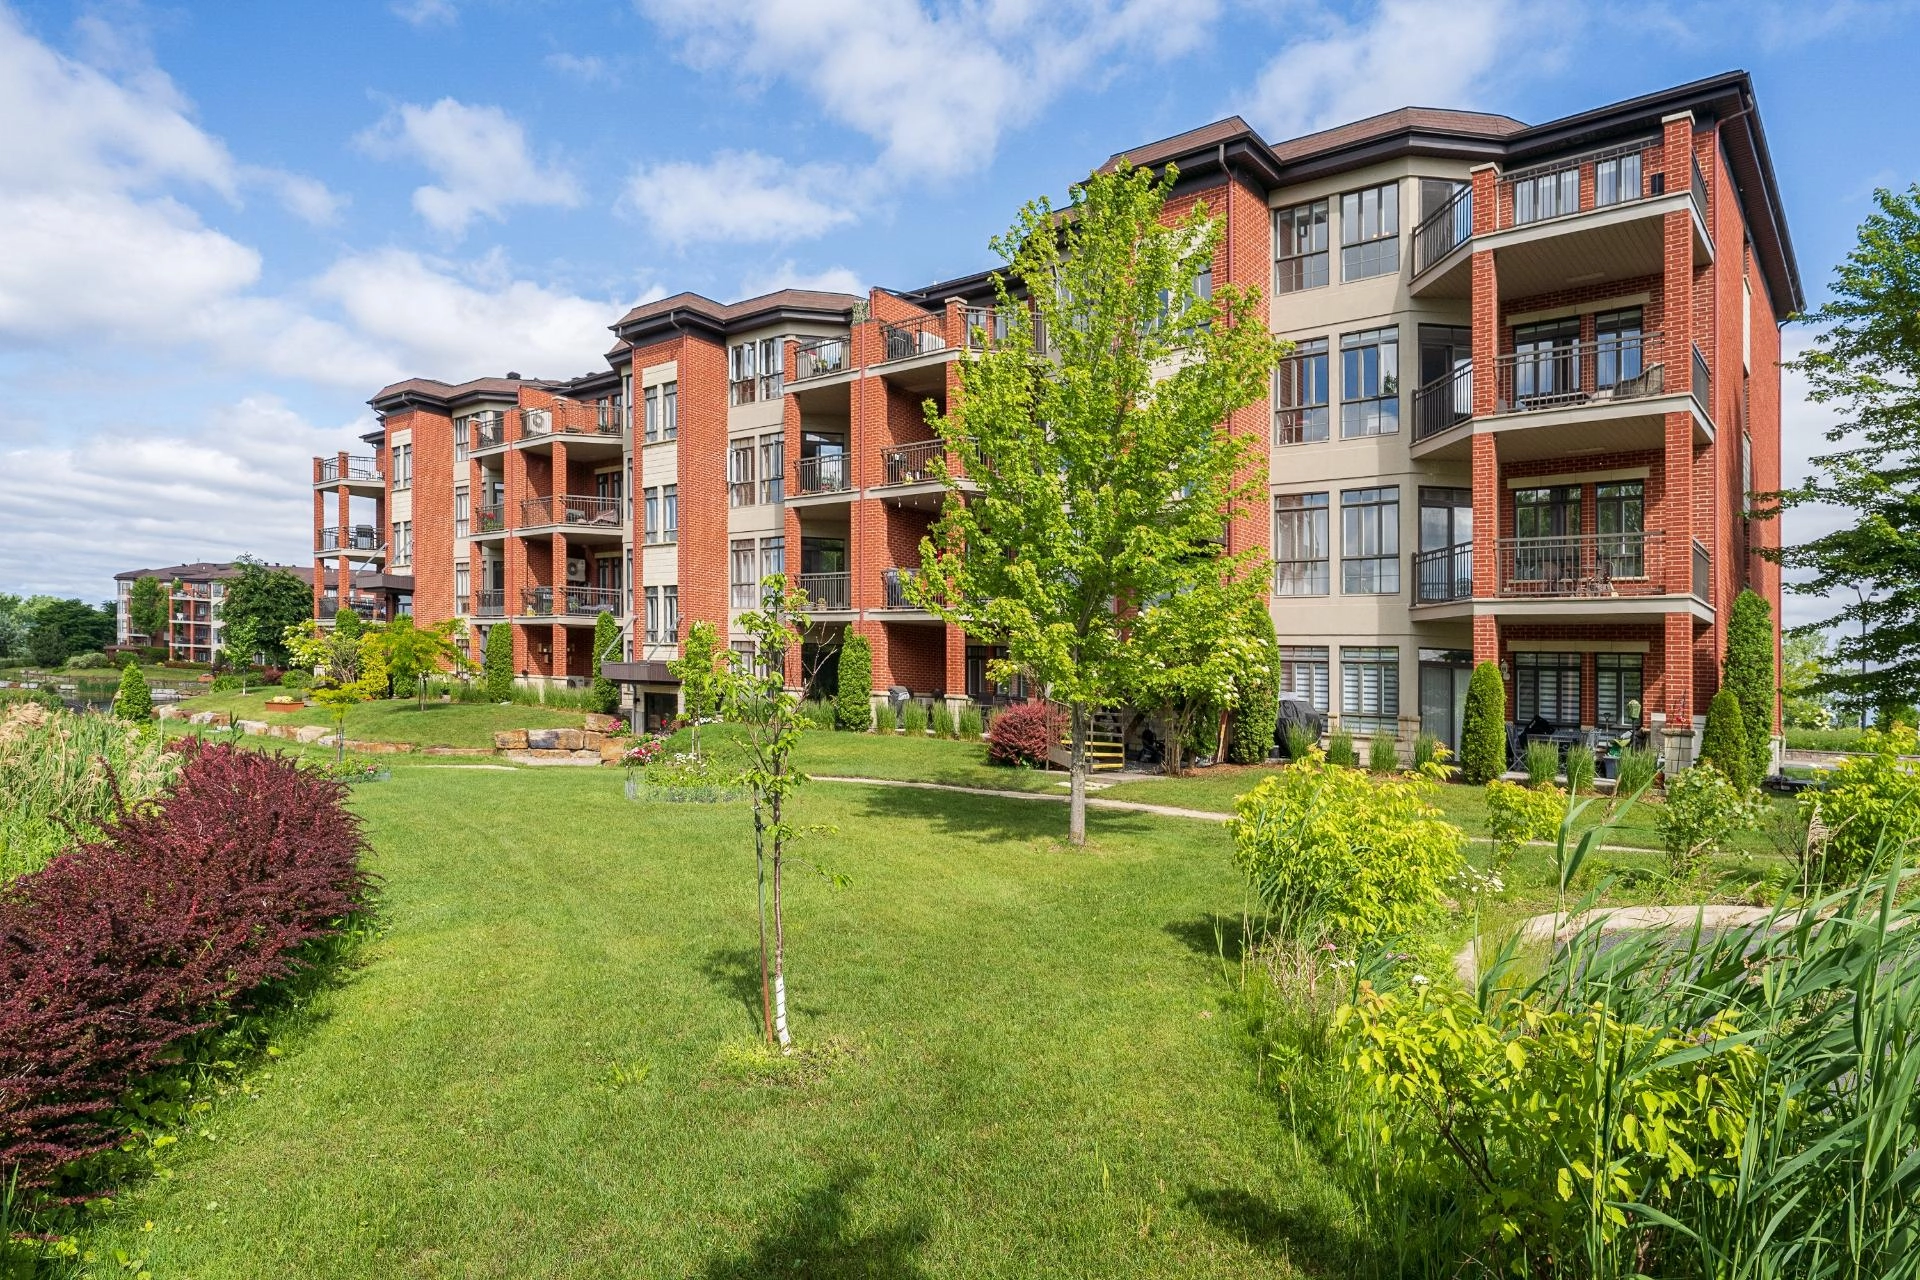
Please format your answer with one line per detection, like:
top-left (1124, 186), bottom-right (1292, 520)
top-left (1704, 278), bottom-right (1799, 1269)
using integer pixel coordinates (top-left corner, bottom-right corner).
top-left (1453, 904), bottom-right (1786, 984)
top-left (810, 775), bottom-right (1233, 823)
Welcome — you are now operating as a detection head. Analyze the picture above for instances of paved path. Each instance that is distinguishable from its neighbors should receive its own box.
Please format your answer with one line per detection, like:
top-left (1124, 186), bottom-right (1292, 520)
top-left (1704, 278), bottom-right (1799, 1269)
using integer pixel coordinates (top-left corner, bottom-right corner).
top-left (1453, 904), bottom-right (1786, 984)
top-left (810, 775), bottom-right (1233, 823)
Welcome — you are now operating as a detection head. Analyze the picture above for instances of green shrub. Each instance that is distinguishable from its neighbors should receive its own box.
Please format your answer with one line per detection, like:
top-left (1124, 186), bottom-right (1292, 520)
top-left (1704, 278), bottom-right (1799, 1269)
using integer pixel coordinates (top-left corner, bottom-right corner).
top-left (1656, 763), bottom-right (1760, 879)
top-left (1523, 741), bottom-right (1560, 789)
top-left (1411, 732), bottom-right (1441, 771)
top-left (1326, 728), bottom-right (1356, 768)
top-left (1485, 778), bottom-right (1564, 869)
top-left (1368, 734), bottom-right (1398, 774)
top-left (113, 661), bottom-right (152, 722)
top-left (1460, 661), bottom-right (1507, 784)
top-left (1616, 747), bottom-right (1660, 798)
top-left (674, 622), bottom-right (723, 722)
top-left (590, 611), bottom-right (621, 715)
top-left (1699, 689), bottom-right (1751, 791)
top-left (63, 652), bottom-right (109, 671)
top-left (931, 701), bottom-right (955, 738)
top-left (481, 623), bottom-right (513, 701)
top-left (1227, 609), bottom-right (1281, 764)
top-left (835, 634), bottom-right (873, 731)
top-left (957, 704), bottom-right (984, 741)
top-left (208, 673), bottom-right (246, 693)
top-left (1229, 751), bottom-right (1464, 944)
top-left (1283, 722), bottom-right (1317, 761)
top-left (1563, 744), bottom-right (1595, 796)
top-left (1723, 589), bottom-right (1776, 781)
top-left (280, 669), bottom-right (313, 692)
top-left (1805, 724), bottom-right (1920, 883)
top-left (901, 700), bottom-right (928, 735)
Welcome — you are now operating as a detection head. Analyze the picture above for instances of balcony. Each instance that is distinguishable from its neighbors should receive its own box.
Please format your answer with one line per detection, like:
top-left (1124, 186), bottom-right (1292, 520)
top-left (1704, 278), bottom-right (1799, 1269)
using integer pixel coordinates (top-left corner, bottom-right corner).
top-left (1497, 532), bottom-right (1664, 599)
top-left (317, 527), bottom-right (386, 558)
top-left (518, 493), bottom-right (625, 537)
top-left (1411, 363), bottom-right (1473, 443)
top-left (475, 503), bottom-right (506, 535)
top-left (1412, 545), bottom-right (1473, 605)
top-left (516, 403), bottom-right (623, 456)
top-left (471, 414), bottom-right (509, 453)
top-left (796, 572), bottom-right (852, 615)
top-left (792, 337), bottom-right (849, 383)
top-left (473, 589), bottom-right (506, 618)
top-left (793, 454), bottom-right (854, 502)
top-left (316, 455), bottom-right (383, 487)
top-left (879, 315), bottom-right (948, 363)
top-left (319, 593), bottom-right (391, 623)
top-left (1411, 185), bottom-right (1473, 276)
top-left (519, 585), bottom-right (626, 619)
top-left (878, 439), bottom-right (946, 487)
top-left (879, 568), bottom-right (937, 618)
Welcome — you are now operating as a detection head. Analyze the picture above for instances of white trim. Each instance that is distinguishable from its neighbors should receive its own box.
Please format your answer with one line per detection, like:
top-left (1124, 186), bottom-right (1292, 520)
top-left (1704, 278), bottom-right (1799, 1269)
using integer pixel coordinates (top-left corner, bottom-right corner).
top-left (1507, 466), bottom-right (1650, 488)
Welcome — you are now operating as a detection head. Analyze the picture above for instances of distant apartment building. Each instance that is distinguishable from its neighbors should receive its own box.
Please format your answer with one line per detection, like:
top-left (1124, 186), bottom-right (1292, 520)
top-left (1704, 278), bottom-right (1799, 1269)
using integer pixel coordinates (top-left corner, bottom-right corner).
top-left (113, 561), bottom-right (331, 663)
top-left (316, 72), bottom-right (1798, 767)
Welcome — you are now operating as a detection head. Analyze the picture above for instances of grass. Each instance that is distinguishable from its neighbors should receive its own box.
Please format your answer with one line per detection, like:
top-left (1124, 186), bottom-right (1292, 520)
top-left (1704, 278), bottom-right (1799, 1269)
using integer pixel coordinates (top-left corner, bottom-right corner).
top-left (797, 729), bottom-right (1062, 794)
top-left (70, 764), bottom-right (1332, 1278)
top-left (170, 690), bottom-right (584, 749)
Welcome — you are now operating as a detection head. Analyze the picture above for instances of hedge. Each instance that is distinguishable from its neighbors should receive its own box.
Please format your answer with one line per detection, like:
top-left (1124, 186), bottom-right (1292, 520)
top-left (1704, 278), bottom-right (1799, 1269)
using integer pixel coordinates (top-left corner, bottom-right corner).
top-left (1461, 661), bottom-right (1508, 784)
top-left (1699, 689), bottom-right (1750, 791)
top-left (0, 743), bottom-right (371, 1188)
top-left (836, 633), bottom-right (874, 732)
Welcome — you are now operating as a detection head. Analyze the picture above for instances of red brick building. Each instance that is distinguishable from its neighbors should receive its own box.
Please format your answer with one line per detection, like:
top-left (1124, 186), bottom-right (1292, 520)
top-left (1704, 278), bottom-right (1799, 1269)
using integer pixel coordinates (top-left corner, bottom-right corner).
top-left (316, 72), bottom-right (1799, 768)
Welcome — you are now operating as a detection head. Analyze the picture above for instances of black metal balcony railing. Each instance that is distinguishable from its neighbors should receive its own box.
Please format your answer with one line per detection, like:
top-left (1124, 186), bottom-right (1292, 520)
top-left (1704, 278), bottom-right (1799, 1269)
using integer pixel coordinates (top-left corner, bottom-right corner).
top-left (1412, 363), bottom-right (1474, 441)
top-left (1492, 331), bottom-right (1669, 415)
top-left (1693, 539), bottom-right (1711, 603)
top-left (1692, 344), bottom-right (1713, 421)
top-left (793, 337), bottom-right (847, 382)
top-left (1498, 139), bottom-right (1656, 230)
top-left (1497, 531), bottom-right (1665, 598)
top-left (796, 453), bottom-right (852, 496)
top-left (881, 567), bottom-right (924, 609)
top-left (797, 572), bottom-right (851, 612)
top-left (561, 586), bottom-right (624, 616)
top-left (474, 590), bottom-right (506, 618)
top-left (318, 455), bottom-right (382, 484)
top-left (521, 587), bottom-right (554, 617)
top-left (317, 527), bottom-right (384, 553)
top-left (476, 503), bottom-right (506, 534)
top-left (318, 594), bottom-right (389, 622)
top-left (1691, 157), bottom-right (1709, 221)
top-left (1412, 185), bottom-right (1473, 275)
top-left (879, 315), bottom-right (947, 362)
top-left (520, 493), bottom-right (624, 529)
top-left (1413, 545), bottom-right (1474, 604)
top-left (880, 439), bottom-right (945, 486)
top-left (472, 414), bottom-right (508, 450)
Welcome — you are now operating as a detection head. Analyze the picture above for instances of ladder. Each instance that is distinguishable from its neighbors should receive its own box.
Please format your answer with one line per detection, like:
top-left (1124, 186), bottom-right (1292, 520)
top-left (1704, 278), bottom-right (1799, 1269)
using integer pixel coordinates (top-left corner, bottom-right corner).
top-left (1048, 706), bottom-right (1126, 772)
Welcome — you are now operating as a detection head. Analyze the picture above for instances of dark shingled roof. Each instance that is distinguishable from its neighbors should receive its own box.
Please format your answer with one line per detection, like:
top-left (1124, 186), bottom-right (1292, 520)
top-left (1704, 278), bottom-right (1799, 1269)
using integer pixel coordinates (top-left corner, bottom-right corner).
top-left (369, 375), bottom-right (545, 410)
top-left (114, 561), bottom-right (311, 583)
top-left (612, 288), bottom-right (861, 331)
top-left (1267, 106), bottom-right (1526, 161)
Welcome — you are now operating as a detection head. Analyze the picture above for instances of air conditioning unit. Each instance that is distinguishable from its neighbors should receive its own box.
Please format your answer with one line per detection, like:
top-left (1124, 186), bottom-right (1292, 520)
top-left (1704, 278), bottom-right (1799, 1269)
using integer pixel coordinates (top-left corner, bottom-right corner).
top-left (566, 559), bottom-right (588, 584)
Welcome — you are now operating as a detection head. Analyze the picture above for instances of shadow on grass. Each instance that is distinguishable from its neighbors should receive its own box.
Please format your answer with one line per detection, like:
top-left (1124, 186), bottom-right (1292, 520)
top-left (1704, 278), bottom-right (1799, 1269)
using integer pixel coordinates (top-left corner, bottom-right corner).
top-left (822, 779), bottom-right (1170, 847)
top-left (701, 945), bottom-right (768, 1037)
top-left (695, 1163), bottom-right (929, 1279)
top-left (1183, 1185), bottom-right (1368, 1276)
top-left (1162, 913), bottom-right (1249, 964)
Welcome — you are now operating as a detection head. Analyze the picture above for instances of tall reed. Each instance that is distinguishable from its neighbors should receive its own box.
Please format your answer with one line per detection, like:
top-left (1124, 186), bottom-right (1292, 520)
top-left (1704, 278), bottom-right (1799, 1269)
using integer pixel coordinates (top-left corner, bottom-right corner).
top-left (0, 703), bottom-right (179, 882)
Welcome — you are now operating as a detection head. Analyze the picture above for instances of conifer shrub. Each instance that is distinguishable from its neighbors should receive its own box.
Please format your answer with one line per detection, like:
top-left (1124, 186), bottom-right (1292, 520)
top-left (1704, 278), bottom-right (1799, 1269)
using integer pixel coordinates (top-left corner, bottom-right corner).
top-left (113, 659), bottom-right (152, 722)
top-left (835, 634), bottom-right (873, 731)
top-left (1227, 610), bottom-right (1282, 764)
top-left (1461, 661), bottom-right (1508, 784)
top-left (589, 611), bottom-right (621, 716)
top-left (1724, 589), bottom-right (1777, 782)
top-left (481, 623), bottom-right (513, 702)
top-left (1699, 689), bottom-right (1751, 791)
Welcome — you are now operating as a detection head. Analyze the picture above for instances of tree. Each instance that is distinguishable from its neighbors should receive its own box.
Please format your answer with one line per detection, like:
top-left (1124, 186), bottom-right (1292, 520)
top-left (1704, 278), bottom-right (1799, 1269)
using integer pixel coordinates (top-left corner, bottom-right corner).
top-left (1461, 662), bottom-right (1508, 784)
top-left (670, 621), bottom-right (725, 756)
top-left (481, 623), bottom-right (513, 701)
top-left (285, 618), bottom-right (389, 763)
top-left (1761, 185), bottom-right (1920, 713)
top-left (27, 598), bottom-right (114, 665)
top-left (127, 576), bottom-right (168, 642)
top-left (221, 558), bottom-right (313, 668)
top-left (0, 595), bottom-right (28, 660)
top-left (333, 607), bottom-right (363, 642)
top-left (1122, 580), bottom-right (1268, 775)
top-left (1227, 607), bottom-right (1281, 765)
top-left (1782, 631), bottom-right (1835, 729)
top-left (911, 162), bottom-right (1284, 844)
top-left (366, 614), bottom-right (471, 709)
top-left (1722, 589), bottom-right (1777, 780)
top-left (590, 611), bottom-right (621, 715)
top-left (834, 633), bottom-right (872, 732)
top-left (719, 574), bottom-right (820, 1050)
top-left (113, 659), bottom-right (152, 722)
top-left (1698, 689), bottom-right (1751, 791)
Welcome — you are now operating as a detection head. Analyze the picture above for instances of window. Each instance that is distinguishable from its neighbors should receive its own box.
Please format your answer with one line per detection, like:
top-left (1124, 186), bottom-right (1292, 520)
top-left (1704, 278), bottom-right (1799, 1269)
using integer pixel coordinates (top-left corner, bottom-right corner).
top-left (729, 441), bottom-right (756, 507)
top-left (1596, 654), bottom-right (1643, 726)
top-left (661, 585), bottom-right (679, 642)
top-left (1513, 166), bottom-right (1579, 224)
top-left (661, 381), bottom-right (678, 441)
top-left (1594, 151), bottom-right (1642, 207)
top-left (1593, 308), bottom-right (1645, 389)
top-left (729, 341), bottom-right (757, 405)
top-left (1340, 327), bottom-right (1400, 437)
top-left (453, 562), bottom-right (469, 616)
top-left (596, 554), bottom-right (621, 594)
top-left (453, 487), bottom-right (469, 538)
top-left (391, 442), bottom-right (413, 490)
top-left (966, 644), bottom-right (1029, 703)
top-left (731, 640), bottom-right (759, 676)
top-left (1275, 338), bottom-right (1330, 444)
top-left (643, 489), bottom-right (660, 544)
top-left (1274, 200), bottom-right (1329, 293)
top-left (391, 520), bottom-right (413, 566)
top-left (760, 337), bottom-right (784, 400)
top-left (1596, 481), bottom-right (1645, 577)
top-left (731, 539), bottom-right (759, 609)
top-left (1339, 183), bottom-right (1399, 281)
top-left (1280, 646), bottom-right (1330, 714)
top-left (1341, 486), bottom-right (1400, 594)
top-left (1741, 434), bottom-right (1753, 515)
top-left (760, 433), bottom-right (785, 503)
top-left (644, 587), bottom-right (660, 644)
top-left (1515, 652), bottom-right (1581, 725)
top-left (643, 385), bottom-right (660, 442)
top-left (662, 484), bottom-right (678, 541)
top-left (760, 535), bottom-right (785, 582)
top-left (1273, 492), bottom-right (1330, 596)
top-left (453, 419), bottom-right (470, 459)
top-left (1512, 318), bottom-right (1581, 405)
top-left (1340, 646), bottom-right (1399, 733)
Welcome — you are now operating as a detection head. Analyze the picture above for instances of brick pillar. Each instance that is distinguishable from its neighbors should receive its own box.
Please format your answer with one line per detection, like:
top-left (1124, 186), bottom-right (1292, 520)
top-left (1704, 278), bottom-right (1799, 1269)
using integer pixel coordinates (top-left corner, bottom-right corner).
top-left (943, 623), bottom-right (967, 718)
top-left (1661, 610), bottom-right (1696, 771)
top-left (1469, 163), bottom-right (1497, 236)
top-left (1470, 433), bottom-right (1499, 602)
top-left (335, 483), bottom-right (351, 607)
top-left (1663, 411), bottom-right (1695, 594)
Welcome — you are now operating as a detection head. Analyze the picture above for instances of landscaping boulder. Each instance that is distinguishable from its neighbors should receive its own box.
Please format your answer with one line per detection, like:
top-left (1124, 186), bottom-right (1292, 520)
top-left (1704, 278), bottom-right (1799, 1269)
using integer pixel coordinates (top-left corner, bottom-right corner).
top-left (581, 730), bottom-right (606, 750)
top-left (294, 725), bottom-right (332, 744)
top-left (157, 705), bottom-right (186, 722)
top-left (584, 712), bottom-right (622, 733)
top-left (526, 728), bottom-right (559, 750)
top-left (599, 739), bottom-right (627, 764)
top-left (345, 739), bottom-right (414, 755)
top-left (493, 729), bottom-right (529, 751)
top-left (236, 719), bottom-right (269, 735)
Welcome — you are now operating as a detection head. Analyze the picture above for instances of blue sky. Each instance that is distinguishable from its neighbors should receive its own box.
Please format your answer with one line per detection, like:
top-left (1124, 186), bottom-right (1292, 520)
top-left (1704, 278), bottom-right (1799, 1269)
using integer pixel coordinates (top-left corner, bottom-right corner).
top-left (0, 0), bottom-right (1913, 631)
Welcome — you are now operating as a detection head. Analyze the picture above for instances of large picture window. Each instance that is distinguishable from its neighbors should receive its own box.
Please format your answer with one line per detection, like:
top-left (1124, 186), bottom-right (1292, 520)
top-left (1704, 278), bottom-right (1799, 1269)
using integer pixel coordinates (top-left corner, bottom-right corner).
top-left (729, 442), bottom-right (756, 507)
top-left (1341, 486), bottom-right (1400, 594)
top-left (1515, 651), bottom-right (1581, 725)
top-left (1340, 646), bottom-right (1399, 733)
top-left (1340, 327), bottom-right (1399, 437)
top-left (1596, 654), bottom-right (1644, 726)
top-left (1340, 183), bottom-right (1399, 281)
top-left (1275, 338), bottom-right (1329, 444)
top-left (1280, 645), bottom-right (1329, 714)
top-left (1274, 200), bottom-right (1329, 293)
top-left (1272, 492), bottom-right (1330, 596)
top-left (731, 539), bottom-right (759, 608)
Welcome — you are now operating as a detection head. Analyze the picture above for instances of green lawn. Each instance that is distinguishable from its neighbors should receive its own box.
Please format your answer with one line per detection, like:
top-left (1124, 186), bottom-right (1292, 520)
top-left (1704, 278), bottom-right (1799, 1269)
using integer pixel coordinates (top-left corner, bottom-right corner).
top-left (171, 690), bottom-right (585, 749)
top-left (72, 767), bottom-right (1331, 1278)
top-left (797, 729), bottom-right (1062, 794)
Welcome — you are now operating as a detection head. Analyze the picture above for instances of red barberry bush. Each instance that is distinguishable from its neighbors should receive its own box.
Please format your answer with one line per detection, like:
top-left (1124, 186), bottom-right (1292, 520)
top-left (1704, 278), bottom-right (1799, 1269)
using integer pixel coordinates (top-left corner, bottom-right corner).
top-left (0, 742), bottom-right (371, 1188)
top-left (985, 701), bottom-right (1065, 768)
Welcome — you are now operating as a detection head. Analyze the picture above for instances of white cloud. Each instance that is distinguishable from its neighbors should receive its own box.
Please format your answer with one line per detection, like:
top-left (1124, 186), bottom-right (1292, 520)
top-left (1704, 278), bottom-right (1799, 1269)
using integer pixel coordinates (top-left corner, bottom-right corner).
top-left (635, 0), bottom-right (1221, 180)
top-left (544, 51), bottom-right (617, 84)
top-left (622, 150), bottom-right (861, 245)
top-left (0, 397), bottom-right (357, 597)
top-left (358, 98), bottom-right (581, 236)
top-left (736, 261), bottom-right (864, 298)
top-left (392, 0), bottom-right (458, 27)
top-left (1244, 0), bottom-right (1548, 141)
top-left (252, 168), bottom-right (348, 225)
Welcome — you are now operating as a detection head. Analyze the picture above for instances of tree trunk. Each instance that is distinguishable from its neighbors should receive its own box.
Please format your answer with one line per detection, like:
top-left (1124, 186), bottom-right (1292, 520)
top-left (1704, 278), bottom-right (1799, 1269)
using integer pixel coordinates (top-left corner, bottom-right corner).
top-left (752, 805), bottom-right (774, 1045)
top-left (1069, 702), bottom-right (1088, 846)
top-left (770, 787), bottom-right (791, 1048)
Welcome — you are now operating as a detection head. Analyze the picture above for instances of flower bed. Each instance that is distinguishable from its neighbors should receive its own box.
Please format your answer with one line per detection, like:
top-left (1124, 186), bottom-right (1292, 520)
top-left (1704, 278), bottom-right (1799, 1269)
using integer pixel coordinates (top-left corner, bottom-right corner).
top-left (0, 741), bottom-right (371, 1189)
